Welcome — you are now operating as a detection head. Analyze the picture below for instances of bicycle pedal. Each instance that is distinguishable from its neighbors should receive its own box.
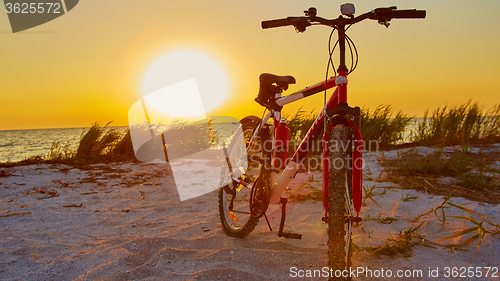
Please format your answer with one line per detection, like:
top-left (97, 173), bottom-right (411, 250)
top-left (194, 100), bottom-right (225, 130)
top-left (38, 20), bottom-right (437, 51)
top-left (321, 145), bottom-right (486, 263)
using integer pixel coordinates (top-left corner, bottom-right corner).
top-left (279, 232), bottom-right (302, 239)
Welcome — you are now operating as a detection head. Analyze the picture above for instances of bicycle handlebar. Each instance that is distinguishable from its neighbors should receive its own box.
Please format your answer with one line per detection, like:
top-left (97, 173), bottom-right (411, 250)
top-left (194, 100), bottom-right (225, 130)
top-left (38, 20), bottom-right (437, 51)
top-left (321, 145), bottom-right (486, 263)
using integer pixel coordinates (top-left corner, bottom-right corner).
top-left (372, 8), bottom-right (426, 20)
top-left (261, 18), bottom-right (293, 29)
top-left (387, 9), bottom-right (426, 19)
top-left (261, 7), bottom-right (426, 30)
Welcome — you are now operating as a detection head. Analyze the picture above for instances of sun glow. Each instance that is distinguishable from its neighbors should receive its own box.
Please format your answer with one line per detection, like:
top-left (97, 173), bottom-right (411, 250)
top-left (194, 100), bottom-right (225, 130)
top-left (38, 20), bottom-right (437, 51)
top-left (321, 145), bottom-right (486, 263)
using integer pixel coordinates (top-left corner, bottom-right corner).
top-left (141, 50), bottom-right (230, 118)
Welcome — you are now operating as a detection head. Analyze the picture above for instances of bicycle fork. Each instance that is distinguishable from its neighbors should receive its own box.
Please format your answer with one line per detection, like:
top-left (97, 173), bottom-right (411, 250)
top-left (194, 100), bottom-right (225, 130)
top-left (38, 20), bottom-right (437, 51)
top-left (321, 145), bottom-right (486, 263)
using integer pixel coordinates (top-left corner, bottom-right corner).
top-left (322, 117), bottom-right (363, 224)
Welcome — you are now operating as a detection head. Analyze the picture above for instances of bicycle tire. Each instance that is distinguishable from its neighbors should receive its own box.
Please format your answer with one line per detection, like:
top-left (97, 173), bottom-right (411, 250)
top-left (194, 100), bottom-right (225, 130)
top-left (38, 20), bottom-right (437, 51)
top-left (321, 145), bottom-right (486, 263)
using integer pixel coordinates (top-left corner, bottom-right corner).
top-left (327, 123), bottom-right (353, 280)
top-left (218, 116), bottom-right (271, 238)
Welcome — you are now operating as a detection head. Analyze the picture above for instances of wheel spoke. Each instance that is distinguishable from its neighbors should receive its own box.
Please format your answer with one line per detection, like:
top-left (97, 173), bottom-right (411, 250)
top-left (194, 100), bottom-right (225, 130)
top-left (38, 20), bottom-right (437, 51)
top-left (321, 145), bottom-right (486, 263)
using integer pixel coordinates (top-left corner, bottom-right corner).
top-left (230, 210), bottom-right (252, 215)
top-left (218, 116), bottom-right (270, 238)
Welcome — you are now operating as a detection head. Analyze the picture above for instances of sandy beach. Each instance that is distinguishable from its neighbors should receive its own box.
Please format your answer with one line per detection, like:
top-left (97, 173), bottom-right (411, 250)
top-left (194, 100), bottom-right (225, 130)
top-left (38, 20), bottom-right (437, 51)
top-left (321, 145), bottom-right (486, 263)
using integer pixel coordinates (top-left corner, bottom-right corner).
top-left (1, 145), bottom-right (499, 281)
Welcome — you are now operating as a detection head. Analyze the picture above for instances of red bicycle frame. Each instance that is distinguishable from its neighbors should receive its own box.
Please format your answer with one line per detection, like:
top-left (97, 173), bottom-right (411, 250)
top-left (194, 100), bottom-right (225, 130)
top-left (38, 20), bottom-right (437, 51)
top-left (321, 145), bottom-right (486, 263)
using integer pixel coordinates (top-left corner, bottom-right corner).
top-left (253, 73), bottom-right (363, 221)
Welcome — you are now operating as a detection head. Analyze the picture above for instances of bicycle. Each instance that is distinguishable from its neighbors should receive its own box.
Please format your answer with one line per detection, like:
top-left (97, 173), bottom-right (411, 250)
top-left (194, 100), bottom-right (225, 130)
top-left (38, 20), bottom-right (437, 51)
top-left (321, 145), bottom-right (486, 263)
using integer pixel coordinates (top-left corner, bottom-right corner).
top-left (218, 4), bottom-right (425, 279)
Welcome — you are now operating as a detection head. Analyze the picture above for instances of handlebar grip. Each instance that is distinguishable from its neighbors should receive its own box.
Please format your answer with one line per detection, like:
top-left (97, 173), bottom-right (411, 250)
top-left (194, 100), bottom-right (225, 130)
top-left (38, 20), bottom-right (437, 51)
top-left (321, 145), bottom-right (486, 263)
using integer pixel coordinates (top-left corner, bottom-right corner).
top-left (390, 9), bottom-right (426, 19)
top-left (262, 18), bottom-right (292, 29)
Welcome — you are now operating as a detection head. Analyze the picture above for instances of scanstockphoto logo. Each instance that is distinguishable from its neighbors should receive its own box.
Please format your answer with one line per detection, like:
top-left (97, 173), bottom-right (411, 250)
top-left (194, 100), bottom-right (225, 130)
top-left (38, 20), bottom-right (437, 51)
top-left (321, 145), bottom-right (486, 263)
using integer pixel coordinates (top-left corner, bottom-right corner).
top-left (128, 51), bottom-right (247, 201)
top-left (3, 0), bottom-right (79, 33)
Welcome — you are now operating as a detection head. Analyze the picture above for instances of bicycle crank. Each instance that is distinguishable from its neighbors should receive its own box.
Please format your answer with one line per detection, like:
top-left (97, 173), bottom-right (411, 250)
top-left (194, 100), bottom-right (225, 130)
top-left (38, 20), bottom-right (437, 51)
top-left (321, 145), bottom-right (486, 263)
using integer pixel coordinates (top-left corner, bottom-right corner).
top-left (249, 172), bottom-right (271, 218)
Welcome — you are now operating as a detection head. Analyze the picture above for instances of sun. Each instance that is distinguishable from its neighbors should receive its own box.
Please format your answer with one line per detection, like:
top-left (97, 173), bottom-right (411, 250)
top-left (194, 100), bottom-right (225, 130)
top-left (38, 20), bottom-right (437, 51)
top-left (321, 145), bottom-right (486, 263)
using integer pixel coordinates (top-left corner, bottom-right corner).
top-left (141, 50), bottom-right (230, 118)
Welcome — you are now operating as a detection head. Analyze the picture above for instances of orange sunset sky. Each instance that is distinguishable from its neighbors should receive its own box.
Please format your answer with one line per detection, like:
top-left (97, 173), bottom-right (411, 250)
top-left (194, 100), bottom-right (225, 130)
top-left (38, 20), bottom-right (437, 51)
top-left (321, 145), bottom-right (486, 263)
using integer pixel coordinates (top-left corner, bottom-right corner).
top-left (1, 0), bottom-right (499, 130)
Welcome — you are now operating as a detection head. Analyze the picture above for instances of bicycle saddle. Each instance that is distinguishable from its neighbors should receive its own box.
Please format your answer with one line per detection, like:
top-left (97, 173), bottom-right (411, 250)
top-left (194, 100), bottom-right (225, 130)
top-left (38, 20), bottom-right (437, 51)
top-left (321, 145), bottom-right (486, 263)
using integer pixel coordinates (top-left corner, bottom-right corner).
top-left (256, 73), bottom-right (296, 110)
top-left (259, 73), bottom-right (296, 89)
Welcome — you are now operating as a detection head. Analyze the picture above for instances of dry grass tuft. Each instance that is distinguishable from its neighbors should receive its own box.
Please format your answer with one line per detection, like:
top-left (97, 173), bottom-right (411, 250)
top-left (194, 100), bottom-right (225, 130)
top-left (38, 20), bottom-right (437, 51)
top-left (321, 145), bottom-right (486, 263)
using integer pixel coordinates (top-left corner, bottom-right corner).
top-left (411, 190), bottom-right (500, 255)
top-left (361, 222), bottom-right (426, 258)
top-left (384, 146), bottom-right (499, 192)
top-left (75, 122), bottom-right (122, 163)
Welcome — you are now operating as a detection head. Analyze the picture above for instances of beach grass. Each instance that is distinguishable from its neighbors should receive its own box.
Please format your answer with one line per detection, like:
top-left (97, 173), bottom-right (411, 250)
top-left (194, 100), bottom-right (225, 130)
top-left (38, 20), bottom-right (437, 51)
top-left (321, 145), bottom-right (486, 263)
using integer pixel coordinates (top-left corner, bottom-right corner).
top-left (43, 118), bottom-right (218, 165)
top-left (284, 104), bottom-right (412, 153)
top-left (384, 145), bottom-right (499, 192)
top-left (285, 101), bottom-right (500, 150)
top-left (112, 129), bottom-right (135, 161)
top-left (75, 122), bottom-right (122, 163)
top-left (5, 100), bottom-right (498, 167)
top-left (412, 101), bottom-right (500, 146)
top-left (47, 140), bottom-right (74, 161)
top-left (361, 104), bottom-right (412, 149)
top-left (285, 108), bottom-right (319, 143)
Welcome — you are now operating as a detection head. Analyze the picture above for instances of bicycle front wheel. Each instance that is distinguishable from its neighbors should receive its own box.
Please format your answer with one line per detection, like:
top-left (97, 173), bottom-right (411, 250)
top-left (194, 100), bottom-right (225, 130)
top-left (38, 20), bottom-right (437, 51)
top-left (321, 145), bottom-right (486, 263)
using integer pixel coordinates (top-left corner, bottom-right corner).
top-left (327, 123), bottom-right (353, 280)
top-left (218, 116), bottom-right (271, 238)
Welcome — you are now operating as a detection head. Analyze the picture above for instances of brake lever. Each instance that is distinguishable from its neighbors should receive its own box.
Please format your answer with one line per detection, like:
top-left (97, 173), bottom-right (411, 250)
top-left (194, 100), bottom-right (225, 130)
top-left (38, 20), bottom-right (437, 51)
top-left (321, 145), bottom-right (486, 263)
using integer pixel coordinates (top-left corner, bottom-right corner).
top-left (290, 17), bottom-right (311, 32)
top-left (291, 7), bottom-right (317, 32)
top-left (373, 6), bottom-right (397, 28)
top-left (379, 19), bottom-right (391, 28)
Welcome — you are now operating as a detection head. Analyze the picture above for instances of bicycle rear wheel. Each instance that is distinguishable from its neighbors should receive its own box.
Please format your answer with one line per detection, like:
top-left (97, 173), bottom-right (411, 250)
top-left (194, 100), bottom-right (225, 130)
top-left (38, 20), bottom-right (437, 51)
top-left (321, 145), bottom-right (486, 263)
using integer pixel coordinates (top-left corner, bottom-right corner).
top-left (218, 116), bottom-right (271, 238)
top-left (327, 123), bottom-right (353, 280)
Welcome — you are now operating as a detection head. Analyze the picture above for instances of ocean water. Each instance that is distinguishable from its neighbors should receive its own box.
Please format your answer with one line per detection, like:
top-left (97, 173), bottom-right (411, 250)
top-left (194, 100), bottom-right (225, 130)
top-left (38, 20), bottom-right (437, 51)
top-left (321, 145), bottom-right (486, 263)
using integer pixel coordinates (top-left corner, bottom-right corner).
top-left (0, 127), bottom-right (129, 163)
top-left (0, 123), bottom-right (238, 163)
